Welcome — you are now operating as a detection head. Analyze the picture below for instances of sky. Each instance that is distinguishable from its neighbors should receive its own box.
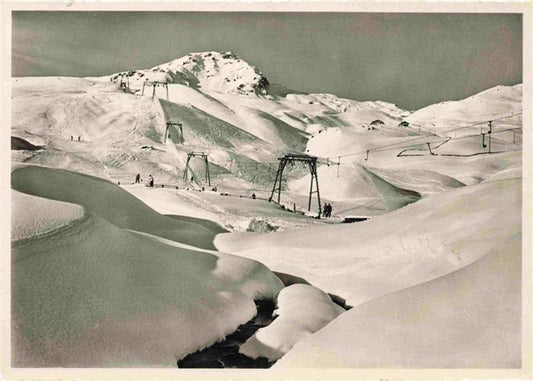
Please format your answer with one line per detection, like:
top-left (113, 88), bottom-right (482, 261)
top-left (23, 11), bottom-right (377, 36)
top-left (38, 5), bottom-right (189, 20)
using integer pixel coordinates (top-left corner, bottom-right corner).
top-left (12, 12), bottom-right (522, 110)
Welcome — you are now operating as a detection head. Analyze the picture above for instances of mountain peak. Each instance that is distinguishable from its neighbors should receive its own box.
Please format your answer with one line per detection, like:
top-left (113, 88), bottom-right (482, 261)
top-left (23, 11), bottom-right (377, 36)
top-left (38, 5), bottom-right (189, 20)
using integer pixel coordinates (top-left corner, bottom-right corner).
top-left (110, 51), bottom-right (270, 96)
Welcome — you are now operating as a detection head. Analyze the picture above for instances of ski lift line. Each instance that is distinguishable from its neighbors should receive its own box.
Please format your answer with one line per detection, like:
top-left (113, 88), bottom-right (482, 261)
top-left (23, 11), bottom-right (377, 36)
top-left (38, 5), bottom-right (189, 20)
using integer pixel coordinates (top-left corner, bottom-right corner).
top-left (369, 126), bottom-right (520, 154)
top-left (191, 116), bottom-right (522, 172)
top-left (331, 112), bottom-right (522, 160)
top-left (314, 125), bottom-right (520, 164)
top-left (362, 137), bottom-right (451, 155)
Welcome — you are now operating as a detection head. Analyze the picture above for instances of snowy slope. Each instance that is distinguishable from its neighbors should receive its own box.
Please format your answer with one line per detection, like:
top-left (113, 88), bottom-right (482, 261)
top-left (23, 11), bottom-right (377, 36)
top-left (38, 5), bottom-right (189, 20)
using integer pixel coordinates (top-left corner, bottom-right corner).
top-left (11, 54), bottom-right (522, 216)
top-left (12, 164), bottom-right (226, 250)
top-left (275, 230), bottom-right (520, 368)
top-left (289, 164), bottom-right (421, 211)
top-left (215, 176), bottom-right (521, 308)
top-left (306, 84), bottom-right (521, 167)
top-left (406, 84), bottom-right (522, 134)
top-left (11, 189), bottom-right (85, 242)
top-left (11, 165), bottom-right (283, 367)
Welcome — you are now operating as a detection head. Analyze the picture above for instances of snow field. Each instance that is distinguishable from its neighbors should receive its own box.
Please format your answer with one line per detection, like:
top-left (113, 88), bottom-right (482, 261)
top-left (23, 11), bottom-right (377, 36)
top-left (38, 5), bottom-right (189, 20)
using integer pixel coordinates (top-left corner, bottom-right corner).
top-left (274, 231), bottom-right (521, 368)
top-left (11, 164), bottom-right (226, 250)
top-left (405, 84), bottom-right (522, 134)
top-left (215, 177), bottom-right (521, 308)
top-left (11, 165), bottom-right (283, 367)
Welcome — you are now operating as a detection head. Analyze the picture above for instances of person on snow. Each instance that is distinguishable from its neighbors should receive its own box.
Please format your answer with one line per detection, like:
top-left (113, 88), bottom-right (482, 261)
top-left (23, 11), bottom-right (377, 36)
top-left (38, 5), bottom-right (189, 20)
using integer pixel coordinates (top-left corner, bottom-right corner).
top-left (135, 173), bottom-right (141, 184)
top-left (252, 193), bottom-right (256, 200)
top-left (148, 174), bottom-right (154, 188)
top-left (323, 203), bottom-right (332, 218)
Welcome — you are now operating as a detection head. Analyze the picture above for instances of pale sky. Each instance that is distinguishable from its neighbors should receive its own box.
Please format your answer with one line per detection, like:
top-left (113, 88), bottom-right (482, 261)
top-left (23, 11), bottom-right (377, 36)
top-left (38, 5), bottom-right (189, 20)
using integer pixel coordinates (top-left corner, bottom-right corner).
top-left (12, 12), bottom-right (522, 110)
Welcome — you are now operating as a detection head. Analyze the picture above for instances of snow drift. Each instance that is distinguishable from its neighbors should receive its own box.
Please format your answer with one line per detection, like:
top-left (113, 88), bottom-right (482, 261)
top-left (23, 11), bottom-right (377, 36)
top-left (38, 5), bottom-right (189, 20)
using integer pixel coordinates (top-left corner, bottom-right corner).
top-left (217, 176), bottom-right (521, 368)
top-left (216, 176), bottom-right (521, 308)
top-left (11, 165), bottom-right (283, 367)
top-left (11, 164), bottom-right (225, 250)
top-left (239, 284), bottom-right (344, 361)
top-left (275, 231), bottom-right (521, 368)
top-left (11, 190), bottom-right (85, 242)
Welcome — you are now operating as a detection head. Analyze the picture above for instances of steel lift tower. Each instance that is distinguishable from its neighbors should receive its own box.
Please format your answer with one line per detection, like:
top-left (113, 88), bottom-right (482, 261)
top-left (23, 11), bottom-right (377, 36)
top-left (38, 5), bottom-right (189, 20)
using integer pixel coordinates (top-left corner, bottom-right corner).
top-left (165, 121), bottom-right (183, 144)
top-left (183, 152), bottom-right (211, 187)
top-left (269, 154), bottom-right (322, 216)
top-left (142, 81), bottom-right (169, 101)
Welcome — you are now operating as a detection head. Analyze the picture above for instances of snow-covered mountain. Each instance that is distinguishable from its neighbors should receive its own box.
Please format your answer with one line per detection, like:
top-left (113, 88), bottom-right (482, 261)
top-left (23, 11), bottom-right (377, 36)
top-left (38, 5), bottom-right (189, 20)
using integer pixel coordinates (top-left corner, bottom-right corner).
top-left (11, 52), bottom-right (522, 212)
top-left (111, 51), bottom-right (269, 96)
top-left (10, 51), bottom-right (524, 368)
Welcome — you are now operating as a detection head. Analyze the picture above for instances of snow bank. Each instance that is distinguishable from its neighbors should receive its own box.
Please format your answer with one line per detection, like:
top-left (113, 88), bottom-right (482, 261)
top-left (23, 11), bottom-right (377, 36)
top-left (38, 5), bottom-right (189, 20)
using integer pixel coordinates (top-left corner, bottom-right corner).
top-left (239, 284), bottom-right (344, 361)
top-left (275, 232), bottom-right (521, 368)
top-left (11, 165), bottom-right (225, 250)
top-left (366, 166), bottom-right (465, 195)
top-left (12, 167), bottom-right (283, 367)
top-left (11, 190), bottom-right (85, 242)
top-left (216, 177), bottom-right (521, 308)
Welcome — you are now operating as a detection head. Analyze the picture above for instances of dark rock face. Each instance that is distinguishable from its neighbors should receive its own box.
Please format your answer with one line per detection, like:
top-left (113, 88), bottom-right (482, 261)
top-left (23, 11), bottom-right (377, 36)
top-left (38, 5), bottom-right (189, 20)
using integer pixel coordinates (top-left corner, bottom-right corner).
top-left (252, 75), bottom-right (270, 96)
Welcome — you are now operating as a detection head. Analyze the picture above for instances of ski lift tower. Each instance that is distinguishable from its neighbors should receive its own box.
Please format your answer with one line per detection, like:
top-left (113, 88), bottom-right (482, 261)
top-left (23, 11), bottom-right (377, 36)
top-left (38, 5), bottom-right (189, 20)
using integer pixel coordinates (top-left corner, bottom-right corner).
top-left (165, 121), bottom-right (184, 144)
top-left (269, 154), bottom-right (322, 216)
top-left (183, 152), bottom-right (211, 186)
top-left (142, 81), bottom-right (169, 101)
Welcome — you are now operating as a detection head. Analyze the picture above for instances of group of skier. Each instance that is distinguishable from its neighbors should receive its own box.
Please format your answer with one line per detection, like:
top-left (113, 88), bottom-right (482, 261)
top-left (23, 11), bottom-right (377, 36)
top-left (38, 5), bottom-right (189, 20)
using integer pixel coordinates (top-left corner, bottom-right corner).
top-left (322, 202), bottom-right (333, 218)
top-left (135, 173), bottom-right (154, 187)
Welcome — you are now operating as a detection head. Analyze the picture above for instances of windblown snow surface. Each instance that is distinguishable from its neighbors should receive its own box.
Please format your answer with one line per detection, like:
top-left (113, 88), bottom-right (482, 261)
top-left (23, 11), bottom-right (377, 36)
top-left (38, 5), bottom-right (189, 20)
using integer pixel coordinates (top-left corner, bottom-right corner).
top-left (11, 165), bottom-right (283, 367)
top-left (216, 176), bottom-right (522, 368)
top-left (11, 51), bottom-right (524, 368)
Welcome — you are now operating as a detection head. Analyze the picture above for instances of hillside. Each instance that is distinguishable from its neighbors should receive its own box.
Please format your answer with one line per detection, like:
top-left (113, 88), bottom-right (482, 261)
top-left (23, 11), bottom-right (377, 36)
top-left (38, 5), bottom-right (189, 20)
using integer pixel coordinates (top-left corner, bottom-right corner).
top-left (13, 52), bottom-right (450, 215)
top-left (10, 50), bottom-right (524, 369)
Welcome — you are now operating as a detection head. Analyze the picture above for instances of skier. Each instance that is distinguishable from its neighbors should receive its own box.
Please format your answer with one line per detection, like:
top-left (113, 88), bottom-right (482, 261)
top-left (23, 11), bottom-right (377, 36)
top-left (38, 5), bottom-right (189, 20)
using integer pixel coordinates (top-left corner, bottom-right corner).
top-left (252, 193), bottom-right (256, 200)
top-left (70, 135), bottom-right (73, 141)
top-left (148, 174), bottom-right (154, 188)
top-left (78, 136), bottom-right (81, 142)
top-left (135, 173), bottom-right (140, 184)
